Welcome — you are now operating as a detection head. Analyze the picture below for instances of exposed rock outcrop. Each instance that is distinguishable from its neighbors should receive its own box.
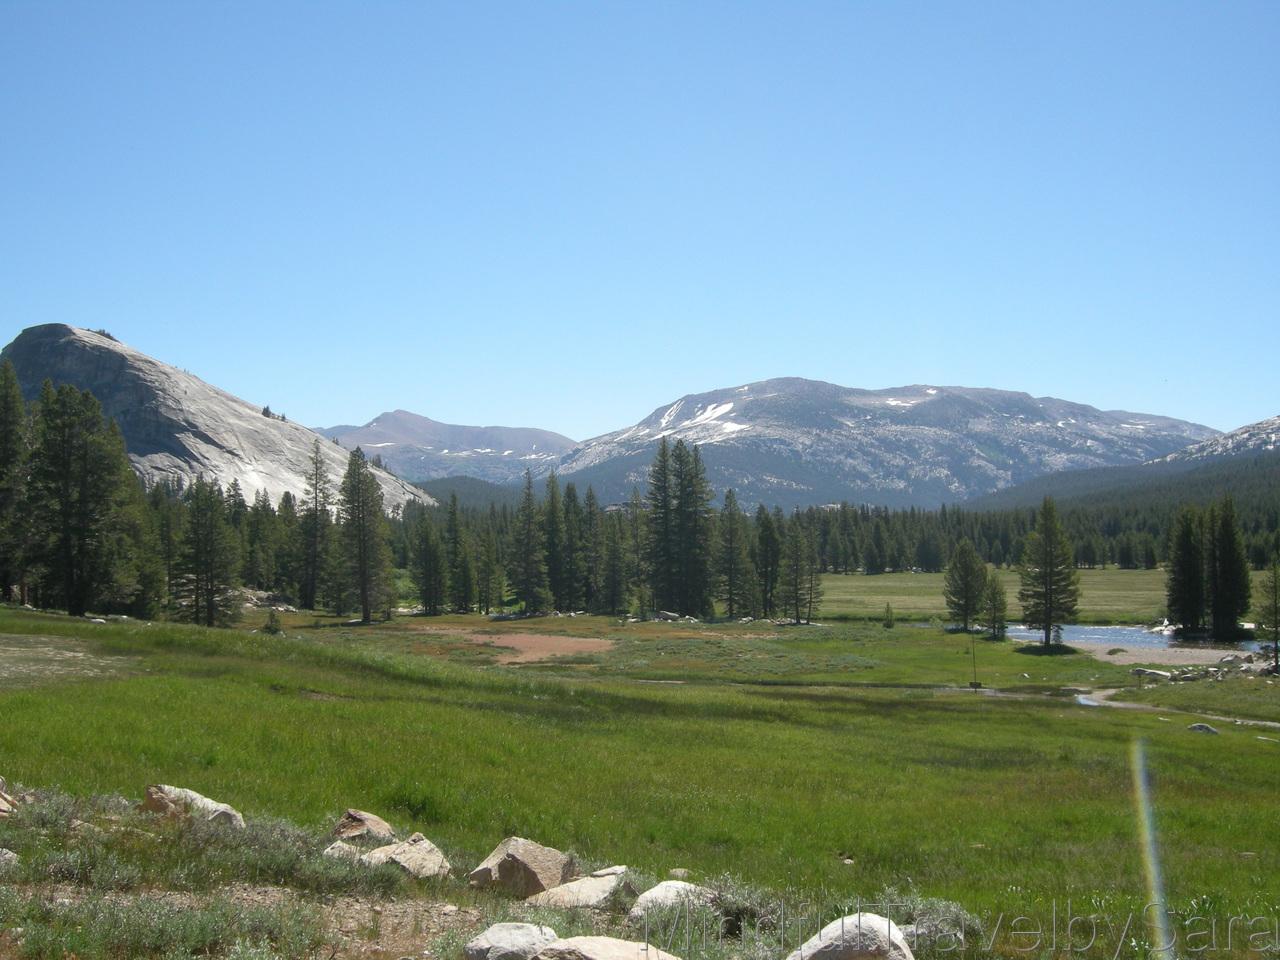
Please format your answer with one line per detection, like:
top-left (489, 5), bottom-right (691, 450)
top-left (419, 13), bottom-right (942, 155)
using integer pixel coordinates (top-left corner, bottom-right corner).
top-left (0, 325), bottom-right (428, 511)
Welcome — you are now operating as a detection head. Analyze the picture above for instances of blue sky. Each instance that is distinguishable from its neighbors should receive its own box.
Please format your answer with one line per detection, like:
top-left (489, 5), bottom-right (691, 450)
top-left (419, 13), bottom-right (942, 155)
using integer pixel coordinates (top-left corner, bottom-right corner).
top-left (2, 2), bottom-right (1276, 440)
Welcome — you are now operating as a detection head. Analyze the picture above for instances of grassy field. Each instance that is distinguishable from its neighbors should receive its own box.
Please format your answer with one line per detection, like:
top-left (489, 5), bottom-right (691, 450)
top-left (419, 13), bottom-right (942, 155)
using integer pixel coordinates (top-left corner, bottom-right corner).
top-left (819, 568), bottom-right (1172, 624)
top-left (1, 604), bottom-right (1278, 957)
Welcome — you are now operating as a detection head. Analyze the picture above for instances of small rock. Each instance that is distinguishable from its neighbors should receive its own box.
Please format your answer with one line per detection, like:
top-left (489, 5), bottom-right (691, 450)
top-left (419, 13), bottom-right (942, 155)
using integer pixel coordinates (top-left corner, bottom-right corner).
top-left (1188, 723), bottom-right (1220, 735)
top-left (628, 880), bottom-right (717, 922)
top-left (323, 840), bottom-right (363, 860)
top-left (667, 868), bottom-right (690, 880)
top-left (361, 832), bottom-right (451, 879)
top-left (138, 784), bottom-right (245, 829)
top-left (333, 808), bottom-right (396, 842)
top-left (442, 905), bottom-right (459, 915)
top-left (785, 913), bottom-right (914, 960)
top-left (469, 836), bottom-right (577, 897)
top-left (535, 937), bottom-right (682, 960)
top-left (0, 848), bottom-right (19, 869)
top-left (465, 923), bottom-right (559, 960)
top-left (525, 867), bottom-right (633, 909)
top-left (1132, 668), bottom-right (1172, 680)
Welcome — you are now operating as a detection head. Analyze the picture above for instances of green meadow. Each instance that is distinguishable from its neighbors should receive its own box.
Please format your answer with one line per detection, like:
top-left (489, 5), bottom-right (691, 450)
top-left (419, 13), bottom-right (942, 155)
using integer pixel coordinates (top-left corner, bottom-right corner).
top-left (1, 602), bottom-right (1277, 954)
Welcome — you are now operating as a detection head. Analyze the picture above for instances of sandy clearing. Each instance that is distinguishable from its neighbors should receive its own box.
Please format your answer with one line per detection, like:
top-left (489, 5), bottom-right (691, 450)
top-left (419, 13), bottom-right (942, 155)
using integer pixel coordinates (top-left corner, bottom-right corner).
top-left (408, 626), bottom-right (614, 664)
top-left (1072, 640), bottom-right (1254, 667)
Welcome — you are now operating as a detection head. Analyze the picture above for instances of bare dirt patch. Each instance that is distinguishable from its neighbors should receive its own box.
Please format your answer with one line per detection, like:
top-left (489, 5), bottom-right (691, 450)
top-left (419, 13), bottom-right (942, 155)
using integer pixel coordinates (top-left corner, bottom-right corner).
top-left (0, 633), bottom-right (134, 688)
top-left (407, 626), bottom-right (614, 664)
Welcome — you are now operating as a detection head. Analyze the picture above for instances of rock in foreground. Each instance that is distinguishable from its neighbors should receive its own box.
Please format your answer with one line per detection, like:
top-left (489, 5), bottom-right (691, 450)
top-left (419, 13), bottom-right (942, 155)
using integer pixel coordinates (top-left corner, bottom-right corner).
top-left (627, 880), bottom-right (717, 921)
top-left (536, 936), bottom-right (681, 960)
top-left (525, 867), bottom-right (633, 909)
top-left (469, 836), bottom-right (578, 897)
top-left (139, 785), bottom-right (245, 829)
top-left (360, 832), bottom-right (451, 879)
top-left (785, 913), bottom-right (914, 960)
top-left (332, 808), bottom-right (396, 842)
top-left (465, 922), bottom-right (560, 960)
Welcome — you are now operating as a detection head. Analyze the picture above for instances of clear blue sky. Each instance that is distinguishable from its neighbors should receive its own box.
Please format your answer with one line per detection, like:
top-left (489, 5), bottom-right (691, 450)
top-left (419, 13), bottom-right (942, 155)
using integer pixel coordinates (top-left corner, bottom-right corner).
top-left (2, 2), bottom-right (1276, 440)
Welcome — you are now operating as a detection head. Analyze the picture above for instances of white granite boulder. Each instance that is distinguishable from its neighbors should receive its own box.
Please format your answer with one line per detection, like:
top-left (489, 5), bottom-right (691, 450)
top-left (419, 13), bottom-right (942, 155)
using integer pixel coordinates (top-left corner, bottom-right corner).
top-left (138, 785), bottom-right (245, 829)
top-left (627, 880), bottom-right (717, 922)
top-left (465, 923), bottom-right (559, 960)
top-left (332, 808), bottom-right (395, 842)
top-left (469, 836), bottom-right (578, 897)
top-left (535, 937), bottom-right (681, 960)
top-left (525, 866), bottom-right (633, 910)
top-left (785, 913), bottom-right (913, 960)
top-left (360, 832), bottom-right (451, 879)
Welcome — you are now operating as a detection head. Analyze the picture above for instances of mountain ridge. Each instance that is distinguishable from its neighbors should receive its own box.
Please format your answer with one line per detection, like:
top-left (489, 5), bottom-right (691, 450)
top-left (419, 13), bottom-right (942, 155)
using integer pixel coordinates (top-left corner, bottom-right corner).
top-left (318, 409), bottom-right (575, 484)
top-left (548, 377), bottom-right (1218, 507)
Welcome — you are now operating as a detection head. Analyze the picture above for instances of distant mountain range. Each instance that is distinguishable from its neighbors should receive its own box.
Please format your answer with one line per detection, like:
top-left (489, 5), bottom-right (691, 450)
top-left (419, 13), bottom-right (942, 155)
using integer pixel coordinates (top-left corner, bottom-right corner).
top-left (3, 325), bottom-right (1236, 511)
top-left (546, 378), bottom-right (1218, 507)
top-left (318, 410), bottom-right (575, 484)
top-left (0, 325), bottom-right (429, 510)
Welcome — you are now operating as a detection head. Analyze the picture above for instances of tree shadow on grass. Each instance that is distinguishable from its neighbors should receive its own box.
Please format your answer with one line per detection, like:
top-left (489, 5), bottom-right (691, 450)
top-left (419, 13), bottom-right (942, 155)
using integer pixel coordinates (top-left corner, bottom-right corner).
top-left (1014, 643), bottom-right (1081, 656)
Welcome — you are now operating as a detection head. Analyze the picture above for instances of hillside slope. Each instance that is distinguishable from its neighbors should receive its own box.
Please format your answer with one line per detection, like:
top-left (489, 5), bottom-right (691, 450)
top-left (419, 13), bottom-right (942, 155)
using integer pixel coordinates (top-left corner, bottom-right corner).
top-left (1, 325), bottom-right (429, 510)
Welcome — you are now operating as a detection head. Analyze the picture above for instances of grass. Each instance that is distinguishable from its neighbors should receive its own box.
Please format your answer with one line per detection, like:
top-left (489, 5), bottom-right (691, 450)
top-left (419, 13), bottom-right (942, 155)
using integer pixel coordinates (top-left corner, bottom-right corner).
top-left (1124, 674), bottom-right (1280, 725)
top-left (1, 606), bottom-right (1278, 952)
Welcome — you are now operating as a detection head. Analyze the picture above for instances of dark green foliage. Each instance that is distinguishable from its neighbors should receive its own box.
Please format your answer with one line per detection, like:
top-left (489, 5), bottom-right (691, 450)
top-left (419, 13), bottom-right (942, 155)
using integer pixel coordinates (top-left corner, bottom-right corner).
top-left (1259, 559), bottom-right (1280, 673)
top-left (1017, 497), bottom-right (1080, 645)
top-left (1207, 496), bottom-right (1251, 639)
top-left (298, 440), bottom-right (332, 611)
top-left (943, 539), bottom-right (988, 631)
top-left (0, 360), bottom-right (25, 602)
top-left (338, 447), bottom-right (390, 623)
top-left (511, 470), bottom-right (549, 613)
top-left (777, 513), bottom-right (822, 623)
top-left (175, 476), bottom-right (240, 627)
top-left (27, 382), bottom-right (134, 616)
top-left (984, 576), bottom-right (1008, 638)
top-left (753, 503), bottom-right (781, 616)
top-left (717, 490), bottom-right (756, 618)
top-left (412, 512), bottom-right (447, 615)
top-left (1166, 507), bottom-right (1206, 631)
top-left (445, 493), bottom-right (474, 612)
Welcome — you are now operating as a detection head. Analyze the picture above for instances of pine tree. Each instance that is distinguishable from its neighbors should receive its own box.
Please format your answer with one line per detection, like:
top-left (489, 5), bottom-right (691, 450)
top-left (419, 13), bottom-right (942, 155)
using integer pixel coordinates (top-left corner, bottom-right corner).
top-left (27, 382), bottom-right (132, 616)
top-left (984, 576), bottom-right (1008, 639)
top-left (0, 360), bottom-right (27, 602)
top-left (412, 513), bottom-right (448, 615)
top-left (645, 439), bottom-right (677, 613)
top-left (582, 487), bottom-right (603, 612)
top-left (560, 483), bottom-right (584, 611)
top-left (754, 503), bottom-right (781, 616)
top-left (717, 489), bottom-right (755, 618)
top-left (544, 473), bottom-right (566, 610)
top-left (176, 476), bottom-right (240, 626)
top-left (778, 516), bottom-right (820, 624)
top-left (602, 517), bottom-right (627, 614)
top-left (338, 447), bottom-right (390, 623)
top-left (1165, 507), bottom-right (1206, 632)
top-left (299, 440), bottom-right (332, 611)
top-left (671, 442), bottom-right (714, 617)
top-left (445, 494), bottom-right (474, 612)
top-left (1207, 495), bottom-right (1251, 640)
top-left (511, 470), bottom-right (549, 613)
top-left (943, 539), bottom-right (988, 631)
top-left (1017, 497), bottom-right (1080, 646)
top-left (244, 488), bottom-right (278, 590)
